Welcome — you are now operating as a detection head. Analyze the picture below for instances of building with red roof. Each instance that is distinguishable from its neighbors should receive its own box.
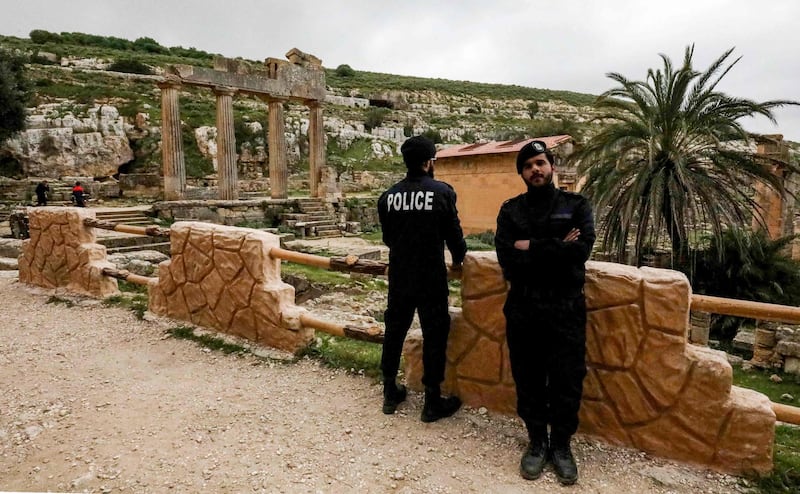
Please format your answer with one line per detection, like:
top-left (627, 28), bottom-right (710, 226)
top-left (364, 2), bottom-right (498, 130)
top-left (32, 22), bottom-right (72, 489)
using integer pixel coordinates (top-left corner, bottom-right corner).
top-left (434, 135), bottom-right (577, 234)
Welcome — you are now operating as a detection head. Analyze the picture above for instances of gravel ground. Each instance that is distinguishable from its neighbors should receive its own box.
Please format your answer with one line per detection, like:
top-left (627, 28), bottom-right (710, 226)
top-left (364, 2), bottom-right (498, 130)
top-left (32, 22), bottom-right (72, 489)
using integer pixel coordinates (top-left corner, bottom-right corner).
top-left (0, 271), bottom-right (754, 493)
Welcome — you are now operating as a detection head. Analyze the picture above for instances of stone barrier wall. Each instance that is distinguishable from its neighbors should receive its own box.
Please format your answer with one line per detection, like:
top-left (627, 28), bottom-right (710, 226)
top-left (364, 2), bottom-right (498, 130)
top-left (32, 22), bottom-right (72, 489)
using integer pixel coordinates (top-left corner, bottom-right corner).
top-left (18, 208), bottom-right (119, 298)
top-left (148, 222), bottom-right (313, 353)
top-left (403, 252), bottom-right (775, 474)
top-left (17, 210), bottom-right (776, 473)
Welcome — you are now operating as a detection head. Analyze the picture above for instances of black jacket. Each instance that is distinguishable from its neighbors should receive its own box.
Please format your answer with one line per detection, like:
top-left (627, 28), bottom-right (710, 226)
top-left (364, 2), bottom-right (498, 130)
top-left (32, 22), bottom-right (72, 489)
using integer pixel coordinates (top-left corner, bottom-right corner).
top-left (379, 171), bottom-right (467, 296)
top-left (495, 183), bottom-right (595, 299)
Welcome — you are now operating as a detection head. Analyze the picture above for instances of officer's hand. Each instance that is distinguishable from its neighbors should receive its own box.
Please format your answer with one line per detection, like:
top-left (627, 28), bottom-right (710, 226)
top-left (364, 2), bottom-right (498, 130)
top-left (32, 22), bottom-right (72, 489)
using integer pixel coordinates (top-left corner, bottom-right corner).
top-left (563, 229), bottom-right (580, 242)
top-left (448, 263), bottom-right (463, 280)
top-left (513, 239), bottom-right (530, 251)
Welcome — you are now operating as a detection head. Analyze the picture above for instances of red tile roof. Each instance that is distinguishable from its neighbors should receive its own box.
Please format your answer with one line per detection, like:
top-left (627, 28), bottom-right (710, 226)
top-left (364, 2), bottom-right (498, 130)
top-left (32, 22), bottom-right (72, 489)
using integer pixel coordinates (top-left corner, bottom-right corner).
top-left (436, 135), bottom-right (572, 159)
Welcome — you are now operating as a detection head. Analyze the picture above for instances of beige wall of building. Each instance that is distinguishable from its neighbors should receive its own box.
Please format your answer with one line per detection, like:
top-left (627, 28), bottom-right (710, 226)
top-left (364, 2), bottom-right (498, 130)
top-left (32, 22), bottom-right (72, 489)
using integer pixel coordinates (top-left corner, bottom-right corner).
top-left (435, 137), bottom-right (576, 235)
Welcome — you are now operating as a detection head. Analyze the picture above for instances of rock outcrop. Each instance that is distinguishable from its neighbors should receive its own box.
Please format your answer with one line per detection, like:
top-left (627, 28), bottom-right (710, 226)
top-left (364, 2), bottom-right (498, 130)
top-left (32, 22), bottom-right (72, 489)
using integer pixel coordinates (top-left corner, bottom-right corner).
top-left (4, 103), bottom-right (133, 178)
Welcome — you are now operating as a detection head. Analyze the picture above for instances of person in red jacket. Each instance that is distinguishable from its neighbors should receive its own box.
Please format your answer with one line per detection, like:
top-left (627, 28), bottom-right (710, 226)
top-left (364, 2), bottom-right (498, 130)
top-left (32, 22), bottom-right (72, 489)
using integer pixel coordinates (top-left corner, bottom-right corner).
top-left (71, 181), bottom-right (87, 207)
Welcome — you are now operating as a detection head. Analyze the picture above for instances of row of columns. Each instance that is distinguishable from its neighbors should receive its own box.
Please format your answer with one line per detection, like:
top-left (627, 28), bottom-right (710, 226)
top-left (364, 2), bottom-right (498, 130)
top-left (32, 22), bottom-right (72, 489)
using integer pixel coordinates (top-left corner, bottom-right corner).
top-left (158, 78), bottom-right (325, 201)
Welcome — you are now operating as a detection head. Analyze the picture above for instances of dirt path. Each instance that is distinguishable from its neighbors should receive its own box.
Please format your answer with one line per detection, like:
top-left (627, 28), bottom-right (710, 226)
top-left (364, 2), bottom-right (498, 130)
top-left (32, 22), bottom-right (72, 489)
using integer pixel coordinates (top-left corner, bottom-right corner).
top-left (0, 272), bottom-right (748, 493)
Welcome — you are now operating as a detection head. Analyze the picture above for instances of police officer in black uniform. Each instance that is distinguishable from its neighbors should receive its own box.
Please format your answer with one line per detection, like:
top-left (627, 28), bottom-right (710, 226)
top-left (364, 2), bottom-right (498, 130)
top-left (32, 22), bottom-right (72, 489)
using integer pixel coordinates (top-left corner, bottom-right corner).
top-left (495, 140), bottom-right (595, 485)
top-left (378, 135), bottom-right (467, 422)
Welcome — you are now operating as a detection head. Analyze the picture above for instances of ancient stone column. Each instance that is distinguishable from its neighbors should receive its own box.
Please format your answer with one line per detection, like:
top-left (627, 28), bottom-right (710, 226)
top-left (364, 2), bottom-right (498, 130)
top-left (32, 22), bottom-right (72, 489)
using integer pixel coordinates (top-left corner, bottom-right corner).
top-left (158, 77), bottom-right (186, 201)
top-left (214, 86), bottom-right (238, 200)
top-left (308, 101), bottom-right (325, 198)
top-left (267, 98), bottom-right (288, 199)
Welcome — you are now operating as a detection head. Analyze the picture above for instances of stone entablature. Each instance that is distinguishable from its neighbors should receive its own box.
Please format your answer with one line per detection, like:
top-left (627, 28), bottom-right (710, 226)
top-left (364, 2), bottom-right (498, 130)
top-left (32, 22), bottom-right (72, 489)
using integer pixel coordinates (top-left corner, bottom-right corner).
top-left (148, 222), bottom-right (313, 353)
top-left (18, 208), bottom-right (119, 298)
top-left (403, 252), bottom-right (775, 474)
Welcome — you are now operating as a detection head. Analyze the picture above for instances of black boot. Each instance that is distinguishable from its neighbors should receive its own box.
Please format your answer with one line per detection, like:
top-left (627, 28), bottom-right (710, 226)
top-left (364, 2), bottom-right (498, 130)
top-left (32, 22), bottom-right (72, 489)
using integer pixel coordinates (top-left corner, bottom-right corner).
top-left (382, 382), bottom-right (407, 414)
top-left (550, 439), bottom-right (578, 485)
top-left (519, 435), bottom-right (548, 480)
top-left (420, 386), bottom-right (461, 422)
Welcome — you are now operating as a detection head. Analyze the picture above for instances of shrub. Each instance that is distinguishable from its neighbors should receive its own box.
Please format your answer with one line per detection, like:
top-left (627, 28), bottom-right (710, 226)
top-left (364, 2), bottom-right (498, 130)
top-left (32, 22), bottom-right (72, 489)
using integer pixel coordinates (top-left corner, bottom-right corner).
top-left (0, 49), bottom-right (30, 144)
top-left (689, 229), bottom-right (800, 342)
top-left (421, 129), bottom-right (443, 144)
top-left (335, 64), bottom-right (356, 77)
top-left (29, 29), bottom-right (62, 44)
top-left (527, 101), bottom-right (540, 118)
top-left (364, 107), bottom-right (389, 131)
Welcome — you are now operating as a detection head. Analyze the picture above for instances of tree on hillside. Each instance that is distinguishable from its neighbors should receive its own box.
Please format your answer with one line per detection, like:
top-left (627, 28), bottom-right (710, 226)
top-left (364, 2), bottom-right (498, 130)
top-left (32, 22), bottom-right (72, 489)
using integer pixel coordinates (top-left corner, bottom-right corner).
top-left (0, 49), bottom-right (30, 144)
top-left (569, 45), bottom-right (799, 265)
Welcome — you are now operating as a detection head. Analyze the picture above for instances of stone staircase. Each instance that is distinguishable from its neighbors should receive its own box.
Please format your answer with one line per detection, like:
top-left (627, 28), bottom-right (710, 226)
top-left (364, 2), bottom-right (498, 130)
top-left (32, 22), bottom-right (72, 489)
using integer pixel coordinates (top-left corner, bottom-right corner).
top-left (282, 198), bottom-right (341, 238)
top-left (94, 208), bottom-right (153, 226)
top-left (92, 207), bottom-right (171, 254)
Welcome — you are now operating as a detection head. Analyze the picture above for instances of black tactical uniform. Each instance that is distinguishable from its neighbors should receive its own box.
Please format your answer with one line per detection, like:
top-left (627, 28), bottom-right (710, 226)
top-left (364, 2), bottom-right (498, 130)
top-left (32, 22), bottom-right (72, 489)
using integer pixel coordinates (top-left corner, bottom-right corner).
top-left (495, 181), bottom-right (595, 456)
top-left (379, 171), bottom-right (467, 390)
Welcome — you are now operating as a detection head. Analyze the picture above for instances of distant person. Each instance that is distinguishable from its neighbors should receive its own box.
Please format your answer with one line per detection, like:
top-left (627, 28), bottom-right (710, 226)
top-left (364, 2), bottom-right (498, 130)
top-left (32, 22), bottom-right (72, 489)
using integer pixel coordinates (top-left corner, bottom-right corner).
top-left (71, 181), bottom-right (87, 207)
top-left (35, 180), bottom-right (49, 206)
top-left (495, 140), bottom-right (595, 485)
top-left (377, 135), bottom-right (467, 422)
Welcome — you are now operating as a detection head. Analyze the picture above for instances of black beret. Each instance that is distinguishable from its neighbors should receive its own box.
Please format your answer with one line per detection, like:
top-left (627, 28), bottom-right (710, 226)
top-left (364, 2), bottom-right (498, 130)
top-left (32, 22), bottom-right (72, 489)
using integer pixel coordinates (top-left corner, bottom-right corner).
top-left (401, 136), bottom-right (437, 168)
top-left (515, 140), bottom-right (553, 173)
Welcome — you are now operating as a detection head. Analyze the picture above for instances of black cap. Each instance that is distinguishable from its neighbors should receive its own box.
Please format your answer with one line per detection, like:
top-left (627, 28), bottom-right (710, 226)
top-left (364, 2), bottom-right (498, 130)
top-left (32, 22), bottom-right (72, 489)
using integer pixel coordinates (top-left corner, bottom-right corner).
top-left (515, 140), bottom-right (553, 174)
top-left (401, 136), bottom-right (437, 168)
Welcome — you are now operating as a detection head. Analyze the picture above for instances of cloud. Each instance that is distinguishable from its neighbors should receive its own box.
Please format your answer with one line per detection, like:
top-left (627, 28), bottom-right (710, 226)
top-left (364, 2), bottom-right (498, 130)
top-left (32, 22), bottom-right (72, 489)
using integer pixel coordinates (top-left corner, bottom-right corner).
top-left (2, 0), bottom-right (798, 139)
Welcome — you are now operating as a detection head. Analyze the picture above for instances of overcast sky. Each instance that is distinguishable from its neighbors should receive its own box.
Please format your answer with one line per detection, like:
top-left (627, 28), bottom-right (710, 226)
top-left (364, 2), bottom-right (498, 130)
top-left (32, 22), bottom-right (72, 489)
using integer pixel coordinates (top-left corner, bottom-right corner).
top-left (2, 0), bottom-right (799, 141)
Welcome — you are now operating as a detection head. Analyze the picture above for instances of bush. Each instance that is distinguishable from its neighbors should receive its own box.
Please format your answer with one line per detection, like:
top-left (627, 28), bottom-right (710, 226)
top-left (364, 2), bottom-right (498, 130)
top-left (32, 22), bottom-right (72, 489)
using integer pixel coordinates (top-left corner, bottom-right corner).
top-left (335, 64), bottom-right (356, 77)
top-left (421, 129), bottom-right (443, 144)
top-left (29, 29), bottom-right (61, 44)
top-left (0, 49), bottom-right (30, 143)
top-left (364, 107), bottom-right (389, 131)
top-left (527, 101), bottom-right (540, 118)
top-left (689, 229), bottom-right (800, 342)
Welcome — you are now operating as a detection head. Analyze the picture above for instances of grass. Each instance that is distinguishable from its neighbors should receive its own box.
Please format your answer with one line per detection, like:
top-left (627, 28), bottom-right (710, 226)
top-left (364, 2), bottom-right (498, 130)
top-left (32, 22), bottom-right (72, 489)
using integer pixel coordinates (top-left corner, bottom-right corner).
top-left (732, 365), bottom-right (800, 492)
top-left (167, 325), bottom-right (249, 355)
top-left (46, 295), bottom-right (74, 307)
top-left (281, 260), bottom-right (388, 292)
top-left (759, 425), bottom-right (800, 492)
top-left (301, 332), bottom-right (383, 379)
top-left (102, 293), bottom-right (148, 319)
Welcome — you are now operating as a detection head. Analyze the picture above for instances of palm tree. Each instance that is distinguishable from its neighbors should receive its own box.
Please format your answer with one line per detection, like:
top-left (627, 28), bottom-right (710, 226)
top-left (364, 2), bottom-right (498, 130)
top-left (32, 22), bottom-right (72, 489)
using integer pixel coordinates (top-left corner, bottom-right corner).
top-left (570, 45), bottom-right (798, 265)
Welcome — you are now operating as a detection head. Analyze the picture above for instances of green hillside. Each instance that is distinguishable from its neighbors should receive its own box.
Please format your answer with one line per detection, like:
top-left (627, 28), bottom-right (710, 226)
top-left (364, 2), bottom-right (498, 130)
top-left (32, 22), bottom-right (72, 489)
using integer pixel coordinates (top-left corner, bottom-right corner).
top-left (0, 30), bottom-right (600, 178)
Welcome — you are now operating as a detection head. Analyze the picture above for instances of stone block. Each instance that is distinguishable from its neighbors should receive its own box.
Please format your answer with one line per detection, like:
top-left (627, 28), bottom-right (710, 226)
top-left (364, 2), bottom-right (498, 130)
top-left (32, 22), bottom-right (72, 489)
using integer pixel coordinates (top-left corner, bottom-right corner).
top-left (461, 252), bottom-right (506, 299)
top-left (597, 369), bottom-right (659, 425)
top-left (585, 261), bottom-right (641, 310)
top-left (784, 356), bottom-right (800, 375)
top-left (586, 304), bottom-right (645, 368)
top-left (642, 267), bottom-right (690, 335)
top-left (714, 387), bottom-right (775, 474)
top-left (446, 312), bottom-right (479, 365)
top-left (461, 291), bottom-right (507, 340)
top-left (634, 330), bottom-right (691, 409)
top-left (776, 340), bottom-right (800, 358)
top-left (455, 336), bottom-right (503, 383)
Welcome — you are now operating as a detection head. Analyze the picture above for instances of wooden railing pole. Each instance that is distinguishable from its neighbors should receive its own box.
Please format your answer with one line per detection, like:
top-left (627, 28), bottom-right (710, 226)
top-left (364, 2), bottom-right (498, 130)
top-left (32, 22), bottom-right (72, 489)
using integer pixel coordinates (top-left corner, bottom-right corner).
top-left (691, 294), bottom-right (800, 325)
top-left (269, 246), bottom-right (332, 269)
top-left (101, 267), bottom-right (158, 286)
top-left (83, 218), bottom-right (170, 238)
top-left (299, 313), bottom-right (384, 344)
top-left (269, 247), bottom-right (389, 275)
top-left (772, 402), bottom-right (800, 425)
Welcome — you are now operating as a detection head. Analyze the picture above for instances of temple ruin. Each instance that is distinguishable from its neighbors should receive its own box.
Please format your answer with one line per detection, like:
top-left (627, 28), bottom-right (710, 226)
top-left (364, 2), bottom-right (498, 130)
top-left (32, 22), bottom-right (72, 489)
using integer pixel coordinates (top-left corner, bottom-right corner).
top-left (158, 49), bottom-right (327, 201)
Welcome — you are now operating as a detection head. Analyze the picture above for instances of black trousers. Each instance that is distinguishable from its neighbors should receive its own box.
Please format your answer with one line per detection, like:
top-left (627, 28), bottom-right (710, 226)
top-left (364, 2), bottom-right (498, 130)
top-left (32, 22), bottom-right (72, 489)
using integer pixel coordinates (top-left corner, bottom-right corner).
top-left (381, 287), bottom-right (450, 389)
top-left (504, 293), bottom-right (587, 444)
